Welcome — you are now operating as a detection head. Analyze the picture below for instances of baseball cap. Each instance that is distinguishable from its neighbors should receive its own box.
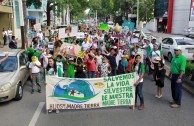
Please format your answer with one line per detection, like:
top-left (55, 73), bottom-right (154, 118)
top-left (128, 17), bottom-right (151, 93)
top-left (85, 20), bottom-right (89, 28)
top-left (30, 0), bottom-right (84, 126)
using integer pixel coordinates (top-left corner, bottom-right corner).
top-left (174, 46), bottom-right (182, 50)
top-left (68, 57), bottom-right (74, 61)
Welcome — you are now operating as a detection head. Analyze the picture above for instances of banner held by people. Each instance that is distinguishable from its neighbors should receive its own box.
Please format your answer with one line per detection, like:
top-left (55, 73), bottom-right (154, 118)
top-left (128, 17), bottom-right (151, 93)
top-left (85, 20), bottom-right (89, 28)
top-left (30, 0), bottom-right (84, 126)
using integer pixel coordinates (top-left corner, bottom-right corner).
top-left (46, 73), bottom-right (136, 110)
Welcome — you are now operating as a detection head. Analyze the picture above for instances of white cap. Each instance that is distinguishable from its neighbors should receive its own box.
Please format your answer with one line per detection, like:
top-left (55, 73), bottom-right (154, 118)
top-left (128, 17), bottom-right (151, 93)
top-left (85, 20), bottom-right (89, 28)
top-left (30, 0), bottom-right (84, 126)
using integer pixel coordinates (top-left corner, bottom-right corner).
top-left (69, 57), bottom-right (74, 61)
top-left (152, 37), bottom-right (156, 40)
top-left (174, 46), bottom-right (182, 50)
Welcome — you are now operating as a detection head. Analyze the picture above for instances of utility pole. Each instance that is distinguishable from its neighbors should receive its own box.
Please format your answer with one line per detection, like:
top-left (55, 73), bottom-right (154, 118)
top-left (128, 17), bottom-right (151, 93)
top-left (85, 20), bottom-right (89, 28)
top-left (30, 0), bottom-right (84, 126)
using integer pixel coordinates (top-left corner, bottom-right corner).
top-left (96, 10), bottom-right (97, 26)
top-left (18, 0), bottom-right (25, 49)
top-left (136, 0), bottom-right (139, 29)
top-left (146, 0), bottom-right (148, 22)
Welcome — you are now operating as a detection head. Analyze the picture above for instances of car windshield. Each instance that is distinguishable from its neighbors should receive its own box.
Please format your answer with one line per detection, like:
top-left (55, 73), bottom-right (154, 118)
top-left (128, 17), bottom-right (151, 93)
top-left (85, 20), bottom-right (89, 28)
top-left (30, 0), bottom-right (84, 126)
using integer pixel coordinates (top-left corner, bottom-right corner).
top-left (175, 38), bottom-right (194, 45)
top-left (0, 56), bottom-right (17, 72)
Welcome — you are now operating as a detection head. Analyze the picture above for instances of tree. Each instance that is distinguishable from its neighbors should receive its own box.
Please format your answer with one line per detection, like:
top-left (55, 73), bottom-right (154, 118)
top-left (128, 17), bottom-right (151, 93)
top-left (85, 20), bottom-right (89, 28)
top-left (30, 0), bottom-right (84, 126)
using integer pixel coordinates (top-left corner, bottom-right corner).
top-left (89, 0), bottom-right (114, 19)
top-left (27, 0), bottom-right (88, 26)
top-left (139, 0), bottom-right (155, 22)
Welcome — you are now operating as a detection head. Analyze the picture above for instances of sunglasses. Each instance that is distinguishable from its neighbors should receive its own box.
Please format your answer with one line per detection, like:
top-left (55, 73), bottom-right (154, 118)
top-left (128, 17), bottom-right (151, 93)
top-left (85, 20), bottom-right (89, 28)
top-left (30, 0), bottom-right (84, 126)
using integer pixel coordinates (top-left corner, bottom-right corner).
top-left (174, 49), bottom-right (179, 51)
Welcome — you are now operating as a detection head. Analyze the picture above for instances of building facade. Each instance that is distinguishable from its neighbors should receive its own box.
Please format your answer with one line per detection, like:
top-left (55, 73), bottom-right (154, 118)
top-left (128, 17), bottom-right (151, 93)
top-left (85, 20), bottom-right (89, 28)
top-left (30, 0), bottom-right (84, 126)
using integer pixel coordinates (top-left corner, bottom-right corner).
top-left (0, 0), bottom-right (14, 41)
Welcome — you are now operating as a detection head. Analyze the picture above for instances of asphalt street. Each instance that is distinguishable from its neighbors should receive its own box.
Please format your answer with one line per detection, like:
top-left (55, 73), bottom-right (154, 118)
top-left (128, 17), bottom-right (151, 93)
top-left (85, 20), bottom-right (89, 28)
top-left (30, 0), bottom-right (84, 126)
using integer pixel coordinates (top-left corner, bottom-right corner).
top-left (0, 73), bottom-right (194, 126)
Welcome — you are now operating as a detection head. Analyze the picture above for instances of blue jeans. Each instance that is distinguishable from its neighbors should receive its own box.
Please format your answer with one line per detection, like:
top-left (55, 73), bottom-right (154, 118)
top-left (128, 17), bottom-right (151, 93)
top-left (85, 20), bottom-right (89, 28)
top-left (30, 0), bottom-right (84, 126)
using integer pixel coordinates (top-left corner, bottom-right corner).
top-left (135, 82), bottom-right (144, 105)
top-left (171, 75), bottom-right (183, 105)
top-left (88, 71), bottom-right (95, 78)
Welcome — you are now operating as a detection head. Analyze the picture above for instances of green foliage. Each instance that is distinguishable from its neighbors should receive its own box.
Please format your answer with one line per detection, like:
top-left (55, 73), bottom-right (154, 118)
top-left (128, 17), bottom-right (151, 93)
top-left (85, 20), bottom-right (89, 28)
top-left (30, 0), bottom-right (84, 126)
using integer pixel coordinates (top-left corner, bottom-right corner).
top-left (186, 61), bottom-right (194, 75)
top-left (26, 0), bottom-right (42, 9)
top-left (139, 0), bottom-right (155, 22)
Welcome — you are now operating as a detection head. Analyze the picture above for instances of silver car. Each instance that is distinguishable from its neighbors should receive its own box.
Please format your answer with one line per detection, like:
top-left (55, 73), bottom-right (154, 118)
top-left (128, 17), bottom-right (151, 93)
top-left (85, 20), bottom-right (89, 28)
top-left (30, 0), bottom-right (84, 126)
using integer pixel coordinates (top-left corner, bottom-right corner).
top-left (0, 49), bottom-right (29, 102)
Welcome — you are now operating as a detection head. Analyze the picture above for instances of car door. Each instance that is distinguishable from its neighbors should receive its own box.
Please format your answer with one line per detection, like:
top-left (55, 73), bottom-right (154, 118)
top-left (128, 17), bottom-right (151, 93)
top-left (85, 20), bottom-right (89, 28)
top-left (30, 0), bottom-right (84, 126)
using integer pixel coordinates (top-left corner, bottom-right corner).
top-left (162, 38), bottom-right (169, 56)
top-left (19, 52), bottom-right (28, 86)
top-left (166, 38), bottom-right (174, 56)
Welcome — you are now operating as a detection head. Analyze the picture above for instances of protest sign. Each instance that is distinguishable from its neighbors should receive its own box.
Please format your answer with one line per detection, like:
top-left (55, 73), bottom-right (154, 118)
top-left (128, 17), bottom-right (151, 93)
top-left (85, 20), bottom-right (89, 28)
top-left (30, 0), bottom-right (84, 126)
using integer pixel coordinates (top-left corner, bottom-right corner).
top-left (131, 38), bottom-right (139, 43)
top-left (46, 73), bottom-right (136, 110)
top-left (99, 24), bottom-right (108, 31)
top-left (112, 34), bottom-right (124, 38)
top-left (58, 28), bottom-right (66, 38)
top-left (122, 22), bottom-right (135, 31)
top-left (60, 42), bottom-right (81, 56)
top-left (77, 32), bottom-right (85, 38)
top-left (58, 26), bottom-right (78, 38)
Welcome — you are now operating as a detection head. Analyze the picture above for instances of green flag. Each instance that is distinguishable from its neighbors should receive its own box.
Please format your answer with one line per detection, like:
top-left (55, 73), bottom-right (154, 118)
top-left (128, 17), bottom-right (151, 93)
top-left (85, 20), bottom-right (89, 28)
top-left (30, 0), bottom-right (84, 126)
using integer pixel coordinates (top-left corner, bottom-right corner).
top-left (99, 24), bottom-right (108, 31)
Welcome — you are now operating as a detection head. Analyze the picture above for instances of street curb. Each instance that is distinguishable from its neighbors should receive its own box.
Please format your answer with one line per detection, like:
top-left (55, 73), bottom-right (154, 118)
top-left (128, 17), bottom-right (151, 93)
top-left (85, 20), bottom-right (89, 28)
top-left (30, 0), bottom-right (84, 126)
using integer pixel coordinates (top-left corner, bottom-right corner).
top-left (165, 73), bottom-right (194, 96)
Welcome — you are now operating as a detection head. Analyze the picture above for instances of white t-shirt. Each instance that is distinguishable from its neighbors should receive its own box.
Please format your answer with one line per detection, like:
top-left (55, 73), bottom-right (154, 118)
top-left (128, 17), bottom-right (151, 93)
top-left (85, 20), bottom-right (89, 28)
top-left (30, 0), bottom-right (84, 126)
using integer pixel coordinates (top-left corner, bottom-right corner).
top-left (56, 62), bottom-right (64, 74)
top-left (116, 51), bottom-right (123, 67)
top-left (8, 30), bottom-right (12, 36)
top-left (37, 32), bottom-right (43, 40)
top-left (151, 50), bottom-right (161, 63)
top-left (82, 41), bottom-right (90, 51)
top-left (135, 65), bottom-right (143, 83)
top-left (2, 31), bottom-right (7, 36)
top-left (29, 61), bottom-right (41, 73)
top-left (95, 55), bottom-right (103, 67)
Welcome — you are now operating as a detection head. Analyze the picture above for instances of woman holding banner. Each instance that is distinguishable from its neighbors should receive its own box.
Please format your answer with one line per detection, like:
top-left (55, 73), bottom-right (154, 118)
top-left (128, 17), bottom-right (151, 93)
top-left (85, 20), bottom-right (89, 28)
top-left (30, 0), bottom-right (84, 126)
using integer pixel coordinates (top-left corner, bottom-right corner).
top-left (131, 54), bottom-right (145, 110)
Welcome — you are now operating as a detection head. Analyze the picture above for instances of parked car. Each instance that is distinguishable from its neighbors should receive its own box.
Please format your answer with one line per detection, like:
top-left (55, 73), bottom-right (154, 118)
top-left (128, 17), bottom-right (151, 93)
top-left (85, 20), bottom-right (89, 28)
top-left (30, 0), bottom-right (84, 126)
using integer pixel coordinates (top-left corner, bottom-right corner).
top-left (0, 49), bottom-right (29, 102)
top-left (188, 27), bottom-right (194, 37)
top-left (183, 27), bottom-right (193, 37)
top-left (162, 37), bottom-right (194, 61)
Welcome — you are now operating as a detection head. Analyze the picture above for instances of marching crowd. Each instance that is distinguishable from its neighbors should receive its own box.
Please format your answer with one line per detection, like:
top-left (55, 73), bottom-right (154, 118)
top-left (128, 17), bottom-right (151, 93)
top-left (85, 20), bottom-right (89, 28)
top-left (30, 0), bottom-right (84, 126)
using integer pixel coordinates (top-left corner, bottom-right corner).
top-left (1, 26), bottom-right (188, 111)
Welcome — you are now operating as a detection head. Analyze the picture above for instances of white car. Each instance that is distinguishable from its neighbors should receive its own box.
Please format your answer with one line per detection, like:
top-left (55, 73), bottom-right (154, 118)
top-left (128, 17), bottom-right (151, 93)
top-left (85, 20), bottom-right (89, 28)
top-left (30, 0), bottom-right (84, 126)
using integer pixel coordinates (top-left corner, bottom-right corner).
top-left (162, 37), bottom-right (194, 61)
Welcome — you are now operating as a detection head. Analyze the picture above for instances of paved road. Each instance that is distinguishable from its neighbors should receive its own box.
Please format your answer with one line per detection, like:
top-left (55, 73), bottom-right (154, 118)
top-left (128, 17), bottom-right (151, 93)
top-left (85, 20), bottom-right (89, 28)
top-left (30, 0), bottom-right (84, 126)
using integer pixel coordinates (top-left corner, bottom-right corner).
top-left (0, 74), bottom-right (194, 126)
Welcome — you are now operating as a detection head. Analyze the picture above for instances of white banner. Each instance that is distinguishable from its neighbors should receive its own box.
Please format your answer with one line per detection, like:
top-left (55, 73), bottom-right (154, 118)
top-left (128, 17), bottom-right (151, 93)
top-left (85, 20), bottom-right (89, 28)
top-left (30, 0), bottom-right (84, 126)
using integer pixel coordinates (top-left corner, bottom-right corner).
top-left (46, 73), bottom-right (136, 110)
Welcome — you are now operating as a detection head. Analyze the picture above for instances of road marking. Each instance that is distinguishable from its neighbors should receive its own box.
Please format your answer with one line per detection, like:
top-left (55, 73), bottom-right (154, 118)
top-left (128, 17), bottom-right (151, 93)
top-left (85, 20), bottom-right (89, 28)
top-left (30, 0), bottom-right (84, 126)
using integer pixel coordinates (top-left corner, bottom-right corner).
top-left (29, 102), bottom-right (45, 126)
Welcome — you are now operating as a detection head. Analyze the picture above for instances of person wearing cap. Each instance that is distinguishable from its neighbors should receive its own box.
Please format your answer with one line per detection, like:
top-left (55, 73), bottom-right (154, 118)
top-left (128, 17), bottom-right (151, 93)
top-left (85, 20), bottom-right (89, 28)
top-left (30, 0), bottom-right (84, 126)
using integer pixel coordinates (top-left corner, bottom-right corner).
top-left (67, 57), bottom-right (75, 78)
top-left (29, 56), bottom-right (42, 94)
top-left (168, 46), bottom-right (186, 108)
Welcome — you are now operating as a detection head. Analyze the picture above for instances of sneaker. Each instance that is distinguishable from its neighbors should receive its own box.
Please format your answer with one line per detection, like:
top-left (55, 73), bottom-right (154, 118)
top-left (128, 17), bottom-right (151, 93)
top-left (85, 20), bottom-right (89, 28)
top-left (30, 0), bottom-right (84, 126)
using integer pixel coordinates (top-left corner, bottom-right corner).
top-left (56, 109), bottom-right (60, 114)
top-left (48, 110), bottom-right (52, 113)
top-left (155, 95), bottom-right (159, 98)
top-left (158, 95), bottom-right (163, 98)
top-left (169, 100), bottom-right (176, 104)
top-left (170, 104), bottom-right (180, 108)
top-left (31, 89), bottom-right (34, 94)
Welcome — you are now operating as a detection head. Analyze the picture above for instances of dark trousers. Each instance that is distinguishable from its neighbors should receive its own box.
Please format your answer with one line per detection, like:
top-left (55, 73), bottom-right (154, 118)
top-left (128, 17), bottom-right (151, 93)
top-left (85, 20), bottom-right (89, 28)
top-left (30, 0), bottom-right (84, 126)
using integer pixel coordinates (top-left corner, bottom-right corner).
top-left (111, 68), bottom-right (117, 76)
top-left (135, 82), bottom-right (144, 105)
top-left (171, 75), bottom-right (183, 105)
top-left (3, 36), bottom-right (7, 45)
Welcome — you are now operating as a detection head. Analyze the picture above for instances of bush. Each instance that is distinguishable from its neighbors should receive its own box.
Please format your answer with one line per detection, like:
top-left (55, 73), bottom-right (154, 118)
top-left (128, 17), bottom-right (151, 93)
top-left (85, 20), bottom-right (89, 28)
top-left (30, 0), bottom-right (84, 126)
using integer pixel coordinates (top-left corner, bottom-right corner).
top-left (185, 61), bottom-right (194, 77)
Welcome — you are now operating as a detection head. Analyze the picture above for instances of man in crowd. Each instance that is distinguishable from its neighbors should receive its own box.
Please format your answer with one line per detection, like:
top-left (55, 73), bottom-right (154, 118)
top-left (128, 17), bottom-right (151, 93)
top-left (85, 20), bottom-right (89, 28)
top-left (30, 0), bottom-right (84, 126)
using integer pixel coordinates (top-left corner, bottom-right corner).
top-left (168, 46), bottom-right (186, 108)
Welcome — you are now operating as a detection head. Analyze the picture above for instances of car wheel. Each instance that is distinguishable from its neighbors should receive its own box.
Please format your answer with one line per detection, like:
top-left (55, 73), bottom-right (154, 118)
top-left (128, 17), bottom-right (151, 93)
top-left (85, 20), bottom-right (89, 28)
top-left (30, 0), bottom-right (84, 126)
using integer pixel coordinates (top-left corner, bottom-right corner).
top-left (14, 84), bottom-right (23, 101)
top-left (168, 53), bottom-right (173, 62)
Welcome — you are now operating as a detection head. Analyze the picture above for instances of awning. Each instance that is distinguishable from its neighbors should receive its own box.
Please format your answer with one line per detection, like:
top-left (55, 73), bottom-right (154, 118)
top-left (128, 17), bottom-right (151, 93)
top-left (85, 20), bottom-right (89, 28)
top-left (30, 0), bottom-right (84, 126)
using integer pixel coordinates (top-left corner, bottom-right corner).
top-left (26, 16), bottom-right (36, 20)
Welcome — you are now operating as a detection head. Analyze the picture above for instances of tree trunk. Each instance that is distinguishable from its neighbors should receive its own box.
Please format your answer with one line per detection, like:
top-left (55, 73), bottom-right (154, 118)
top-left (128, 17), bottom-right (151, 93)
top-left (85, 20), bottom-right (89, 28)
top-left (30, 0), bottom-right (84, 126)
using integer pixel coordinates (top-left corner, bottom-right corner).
top-left (47, 2), bottom-right (51, 27)
top-left (22, 0), bottom-right (28, 48)
top-left (65, 7), bottom-right (67, 25)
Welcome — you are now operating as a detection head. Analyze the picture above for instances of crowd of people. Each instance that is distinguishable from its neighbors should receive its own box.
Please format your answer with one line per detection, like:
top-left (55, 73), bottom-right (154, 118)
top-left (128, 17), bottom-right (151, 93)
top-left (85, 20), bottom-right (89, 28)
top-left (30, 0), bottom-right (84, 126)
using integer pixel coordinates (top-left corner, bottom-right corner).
top-left (1, 25), bottom-right (188, 111)
top-left (25, 26), bottom-right (168, 111)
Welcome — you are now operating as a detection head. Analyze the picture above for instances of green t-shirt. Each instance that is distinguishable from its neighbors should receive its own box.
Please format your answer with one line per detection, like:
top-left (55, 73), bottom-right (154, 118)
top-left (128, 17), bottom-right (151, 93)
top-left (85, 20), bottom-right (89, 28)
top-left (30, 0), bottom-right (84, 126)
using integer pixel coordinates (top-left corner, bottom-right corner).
top-left (170, 54), bottom-right (186, 74)
top-left (67, 63), bottom-right (75, 78)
